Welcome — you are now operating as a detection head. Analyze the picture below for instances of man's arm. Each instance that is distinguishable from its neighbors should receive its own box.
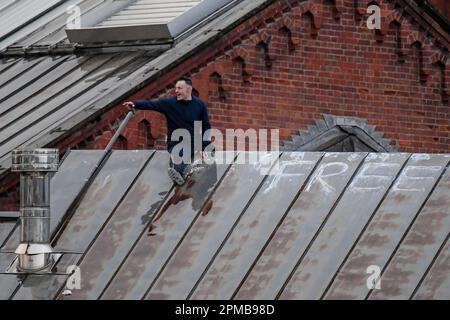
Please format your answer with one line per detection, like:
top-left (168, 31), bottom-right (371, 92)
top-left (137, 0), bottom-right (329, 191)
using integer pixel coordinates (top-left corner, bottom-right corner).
top-left (123, 98), bottom-right (173, 114)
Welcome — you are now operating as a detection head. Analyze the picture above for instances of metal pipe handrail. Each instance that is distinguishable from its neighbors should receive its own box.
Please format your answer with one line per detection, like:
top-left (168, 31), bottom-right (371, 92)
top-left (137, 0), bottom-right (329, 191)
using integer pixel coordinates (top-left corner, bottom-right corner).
top-left (105, 110), bottom-right (135, 152)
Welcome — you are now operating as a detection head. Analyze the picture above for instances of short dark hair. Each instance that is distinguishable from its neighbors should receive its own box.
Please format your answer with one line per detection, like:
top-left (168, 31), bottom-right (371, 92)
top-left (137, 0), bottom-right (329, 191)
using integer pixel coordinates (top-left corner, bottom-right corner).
top-left (179, 77), bottom-right (192, 86)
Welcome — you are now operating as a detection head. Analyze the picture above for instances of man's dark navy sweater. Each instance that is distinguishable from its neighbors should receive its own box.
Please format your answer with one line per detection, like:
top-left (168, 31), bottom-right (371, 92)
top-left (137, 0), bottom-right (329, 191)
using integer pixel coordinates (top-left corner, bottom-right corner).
top-left (133, 96), bottom-right (212, 152)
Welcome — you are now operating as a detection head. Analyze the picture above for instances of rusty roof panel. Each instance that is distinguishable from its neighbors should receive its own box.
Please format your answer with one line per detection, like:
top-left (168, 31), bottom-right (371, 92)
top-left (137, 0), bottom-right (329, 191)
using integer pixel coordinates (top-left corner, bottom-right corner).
top-left (49, 150), bottom-right (106, 233)
top-left (63, 152), bottom-right (174, 300)
top-left (53, 150), bottom-right (152, 253)
top-left (324, 154), bottom-right (449, 300)
top-left (191, 152), bottom-right (323, 300)
top-left (0, 272), bottom-right (21, 299)
top-left (11, 253), bottom-right (81, 300)
top-left (266, 154), bottom-right (378, 299)
top-left (273, 152), bottom-right (394, 300)
top-left (2, 152), bottom-right (450, 300)
top-left (368, 162), bottom-right (450, 299)
top-left (101, 153), bottom-right (232, 299)
top-left (144, 152), bottom-right (274, 300)
top-left (234, 153), bottom-right (368, 299)
top-left (6, 151), bottom-right (154, 300)
top-left (2, 150), bottom-right (105, 252)
top-left (413, 237), bottom-right (450, 300)
top-left (12, 274), bottom-right (71, 300)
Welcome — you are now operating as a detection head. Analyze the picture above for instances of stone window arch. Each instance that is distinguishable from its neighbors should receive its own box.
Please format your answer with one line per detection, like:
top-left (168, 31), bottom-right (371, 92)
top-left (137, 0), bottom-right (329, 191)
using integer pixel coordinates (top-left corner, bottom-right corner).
top-left (282, 115), bottom-right (398, 152)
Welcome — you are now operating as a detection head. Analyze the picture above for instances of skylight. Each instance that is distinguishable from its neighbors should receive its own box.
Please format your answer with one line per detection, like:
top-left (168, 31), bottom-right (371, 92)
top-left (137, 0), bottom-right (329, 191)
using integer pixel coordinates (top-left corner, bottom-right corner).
top-left (66, 0), bottom-right (236, 44)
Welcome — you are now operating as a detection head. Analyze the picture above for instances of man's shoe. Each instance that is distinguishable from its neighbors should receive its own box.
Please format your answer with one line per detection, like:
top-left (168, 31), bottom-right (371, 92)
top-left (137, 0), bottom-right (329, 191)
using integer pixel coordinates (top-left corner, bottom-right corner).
top-left (168, 167), bottom-right (185, 186)
top-left (182, 164), bottom-right (194, 179)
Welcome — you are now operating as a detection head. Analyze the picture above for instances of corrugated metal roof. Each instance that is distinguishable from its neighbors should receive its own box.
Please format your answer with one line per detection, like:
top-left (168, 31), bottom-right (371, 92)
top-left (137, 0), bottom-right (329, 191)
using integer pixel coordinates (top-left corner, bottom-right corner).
top-left (0, 0), bottom-right (267, 179)
top-left (0, 0), bottom-right (64, 42)
top-left (0, 0), bottom-right (140, 50)
top-left (0, 50), bottom-right (163, 175)
top-left (1, 151), bottom-right (449, 300)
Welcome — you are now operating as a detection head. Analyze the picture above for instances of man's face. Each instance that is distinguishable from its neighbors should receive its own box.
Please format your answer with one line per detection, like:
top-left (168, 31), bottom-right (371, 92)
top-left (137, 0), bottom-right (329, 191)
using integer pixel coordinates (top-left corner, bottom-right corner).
top-left (175, 81), bottom-right (192, 101)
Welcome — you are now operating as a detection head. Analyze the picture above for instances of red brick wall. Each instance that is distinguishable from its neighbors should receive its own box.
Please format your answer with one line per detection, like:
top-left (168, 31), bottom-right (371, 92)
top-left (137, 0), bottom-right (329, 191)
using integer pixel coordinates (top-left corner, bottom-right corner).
top-left (1, 0), bottom-right (449, 210)
top-left (0, 175), bottom-right (19, 211)
top-left (127, 0), bottom-right (450, 153)
top-left (37, 0), bottom-right (450, 155)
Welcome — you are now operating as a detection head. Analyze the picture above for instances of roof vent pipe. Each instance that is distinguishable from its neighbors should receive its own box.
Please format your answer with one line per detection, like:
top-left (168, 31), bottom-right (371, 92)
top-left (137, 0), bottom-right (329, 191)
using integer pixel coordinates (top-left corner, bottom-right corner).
top-left (11, 148), bottom-right (59, 272)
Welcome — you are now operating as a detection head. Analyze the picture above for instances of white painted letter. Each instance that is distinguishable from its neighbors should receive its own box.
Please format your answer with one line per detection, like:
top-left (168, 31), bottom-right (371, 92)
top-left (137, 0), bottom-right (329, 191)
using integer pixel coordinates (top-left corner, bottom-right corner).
top-left (66, 5), bottom-right (81, 29)
top-left (366, 265), bottom-right (382, 290)
top-left (367, 5), bottom-right (381, 30)
top-left (66, 265), bottom-right (81, 290)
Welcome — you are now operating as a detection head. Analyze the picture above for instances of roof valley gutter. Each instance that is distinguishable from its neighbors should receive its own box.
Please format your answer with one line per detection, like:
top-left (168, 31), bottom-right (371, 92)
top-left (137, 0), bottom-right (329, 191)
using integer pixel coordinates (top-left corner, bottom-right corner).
top-left (0, 44), bottom-right (76, 57)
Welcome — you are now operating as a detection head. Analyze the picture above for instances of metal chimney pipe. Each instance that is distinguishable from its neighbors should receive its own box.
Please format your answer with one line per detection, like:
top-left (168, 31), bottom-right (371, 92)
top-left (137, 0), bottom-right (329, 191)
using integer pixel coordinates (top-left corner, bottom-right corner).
top-left (11, 148), bottom-right (59, 272)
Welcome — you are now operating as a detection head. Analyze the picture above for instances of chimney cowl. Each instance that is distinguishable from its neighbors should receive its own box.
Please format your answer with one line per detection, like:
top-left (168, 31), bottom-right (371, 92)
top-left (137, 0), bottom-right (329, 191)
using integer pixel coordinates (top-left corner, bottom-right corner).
top-left (11, 148), bottom-right (59, 272)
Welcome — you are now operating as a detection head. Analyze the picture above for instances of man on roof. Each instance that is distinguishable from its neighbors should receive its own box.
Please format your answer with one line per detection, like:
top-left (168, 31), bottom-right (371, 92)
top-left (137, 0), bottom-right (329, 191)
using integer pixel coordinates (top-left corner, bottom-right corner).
top-left (123, 77), bottom-right (212, 186)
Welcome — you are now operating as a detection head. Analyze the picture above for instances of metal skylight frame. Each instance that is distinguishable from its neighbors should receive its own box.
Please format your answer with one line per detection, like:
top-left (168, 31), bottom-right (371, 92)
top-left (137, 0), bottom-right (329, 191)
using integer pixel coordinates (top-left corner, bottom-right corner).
top-left (66, 0), bottom-right (238, 44)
